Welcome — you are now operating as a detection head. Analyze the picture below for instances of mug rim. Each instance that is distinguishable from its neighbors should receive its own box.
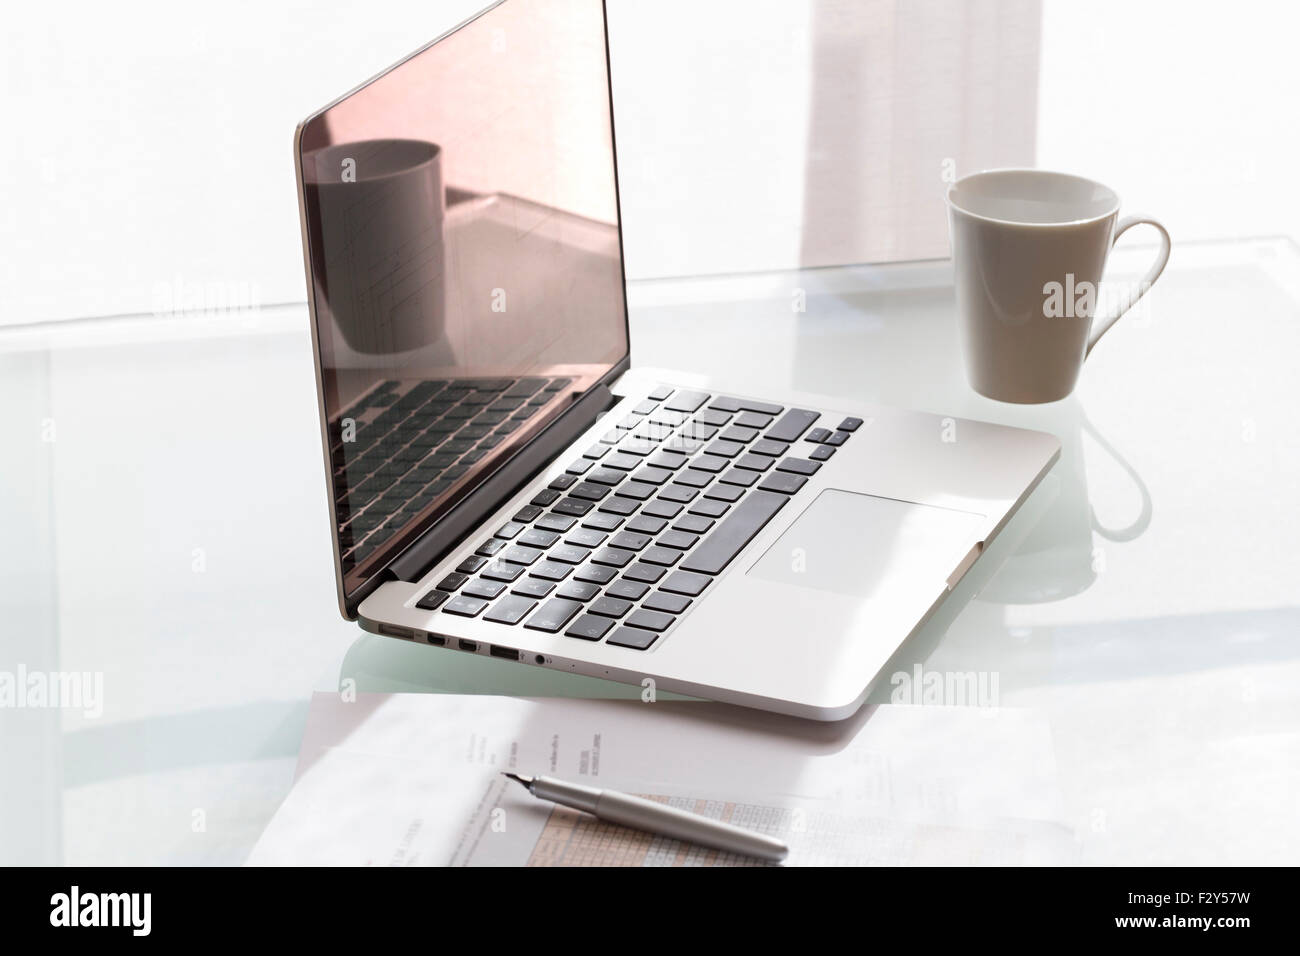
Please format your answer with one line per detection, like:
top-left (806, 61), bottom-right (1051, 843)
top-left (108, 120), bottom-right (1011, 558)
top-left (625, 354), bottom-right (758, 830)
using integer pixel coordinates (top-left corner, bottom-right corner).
top-left (946, 167), bottom-right (1121, 228)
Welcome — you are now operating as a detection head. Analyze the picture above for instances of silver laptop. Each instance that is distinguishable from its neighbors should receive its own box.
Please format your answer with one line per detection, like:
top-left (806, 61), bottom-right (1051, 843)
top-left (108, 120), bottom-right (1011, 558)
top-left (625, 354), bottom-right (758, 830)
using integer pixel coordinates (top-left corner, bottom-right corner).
top-left (293, 0), bottom-right (1059, 720)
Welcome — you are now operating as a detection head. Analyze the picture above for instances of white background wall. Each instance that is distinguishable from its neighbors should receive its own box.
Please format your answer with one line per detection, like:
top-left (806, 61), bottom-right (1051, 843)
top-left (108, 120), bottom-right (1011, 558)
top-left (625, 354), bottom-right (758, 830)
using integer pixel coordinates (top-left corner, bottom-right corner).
top-left (2, 0), bottom-right (1298, 327)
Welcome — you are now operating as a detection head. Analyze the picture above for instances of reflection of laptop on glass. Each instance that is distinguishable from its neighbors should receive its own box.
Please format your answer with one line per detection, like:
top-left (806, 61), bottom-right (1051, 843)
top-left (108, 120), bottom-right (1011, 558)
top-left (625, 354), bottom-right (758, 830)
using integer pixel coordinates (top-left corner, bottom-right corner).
top-left (293, 0), bottom-right (1059, 719)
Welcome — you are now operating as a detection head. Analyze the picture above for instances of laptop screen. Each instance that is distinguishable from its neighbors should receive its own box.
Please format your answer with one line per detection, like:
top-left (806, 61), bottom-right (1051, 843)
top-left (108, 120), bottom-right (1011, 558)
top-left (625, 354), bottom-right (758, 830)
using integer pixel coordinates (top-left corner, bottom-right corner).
top-left (296, 0), bottom-right (628, 605)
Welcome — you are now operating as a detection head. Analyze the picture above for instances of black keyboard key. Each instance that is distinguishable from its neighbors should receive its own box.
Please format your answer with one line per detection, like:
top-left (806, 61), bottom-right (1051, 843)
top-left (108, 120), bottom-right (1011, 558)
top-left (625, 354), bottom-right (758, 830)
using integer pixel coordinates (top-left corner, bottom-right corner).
top-left (511, 578), bottom-right (556, 599)
top-left (720, 425), bottom-right (759, 443)
top-left (566, 459), bottom-right (593, 475)
top-left (481, 561), bottom-right (526, 582)
top-left (557, 581), bottom-right (601, 602)
top-left (643, 591), bottom-right (691, 614)
top-left (688, 498), bottom-right (730, 518)
top-left (825, 430), bottom-right (850, 446)
top-left (598, 496), bottom-right (640, 516)
top-left (513, 504), bottom-right (543, 522)
top-left (529, 561), bottom-right (573, 581)
top-left (565, 614), bottom-right (614, 641)
top-left (623, 562), bottom-right (666, 583)
top-left (548, 474), bottom-right (578, 490)
top-left (806, 427), bottom-right (832, 444)
top-left (838, 416), bottom-right (864, 432)
top-left (531, 488), bottom-right (561, 507)
top-left (658, 530), bottom-right (699, 550)
top-left (602, 451), bottom-right (642, 471)
top-left (456, 555), bottom-right (488, 574)
top-left (582, 512), bottom-right (624, 532)
top-left (575, 564), bottom-right (617, 584)
top-left (776, 457), bottom-right (821, 476)
top-left (592, 546), bottom-right (635, 568)
top-left (642, 499), bottom-right (683, 519)
top-left (484, 594), bottom-right (538, 625)
top-left (660, 570), bottom-right (711, 596)
top-left (437, 572), bottom-right (469, 591)
top-left (565, 527), bottom-right (607, 548)
top-left (659, 484), bottom-right (698, 504)
top-left (500, 545), bottom-right (544, 566)
top-left (613, 481), bottom-right (657, 501)
top-left (444, 594), bottom-right (489, 617)
top-left (703, 483), bottom-right (744, 503)
top-left (415, 589), bottom-right (452, 611)
top-left (680, 490), bottom-right (787, 576)
top-left (476, 538), bottom-right (507, 557)
top-left (810, 445), bottom-right (835, 461)
top-left (719, 467), bottom-right (758, 487)
top-left (764, 408), bottom-right (820, 443)
top-left (537, 512), bottom-right (577, 532)
top-left (494, 522), bottom-right (525, 540)
top-left (610, 530), bottom-right (652, 551)
top-left (695, 408), bottom-right (731, 427)
top-left (583, 443), bottom-right (610, 460)
top-left (626, 515), bottom-right (667, 535)
top-left (553, 497), bottom-right (593, 517)
top-left (674, 469), bottom-right (714, 489)
top-left (641, 546), bottom-right (681, 567)
top-left (648, 385), bottom-right (674, 401)
top-left (629, 466), bottom-right (672, 487)
top-left (710, 396), bottom-right (783, 415)
top-left (519, 528), bottom-right (561, 549)
top-left (673, 513), bottom-right (714, 534)
top-left (626, 609), bottom-right (675, 632)
top-left (705, 439), bottom-right (744, 459)
top-left (586, 467), bottom-right (626, 486)
top-left (689, 454), bottom-right (728, 474)
top-left (606, 626), bottom-right (659, 650)
top-left (606, 579), bottom-right (650, 601)
top-left (647, 451), bottom-right (688, 471)
top-left (664, 390), bottom-right (710, 413)
top-left (619, 438), bottom-right (657, 457)
top-left (569, 481), bottom-right (609, 501)
top-left (751, 438), bottom-right (789, 458)
top-left (734, 453), bottom-right (773, 472)
top-left (547, 545), bottom-right (591, 565)
top-left (463, 578), bottom-right (506, 600)
top-left (590, 596), bottom-right (632, 618)
top-left (524, 598), bottom-right (582, 633)
top-left (734, 411), bottom-right (774, 429)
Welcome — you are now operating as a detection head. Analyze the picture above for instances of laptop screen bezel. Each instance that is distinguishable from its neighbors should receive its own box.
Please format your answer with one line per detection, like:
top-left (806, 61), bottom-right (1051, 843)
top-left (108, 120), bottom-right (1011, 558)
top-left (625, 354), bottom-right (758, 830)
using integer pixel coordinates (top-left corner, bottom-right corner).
top-left (292, 0), bottom-right (632, 619)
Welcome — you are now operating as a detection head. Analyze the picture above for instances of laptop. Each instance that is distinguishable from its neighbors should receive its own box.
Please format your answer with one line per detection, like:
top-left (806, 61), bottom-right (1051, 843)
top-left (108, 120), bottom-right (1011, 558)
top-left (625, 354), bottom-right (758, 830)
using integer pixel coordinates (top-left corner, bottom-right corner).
top-left (293, 0), bottom-right (1059, 720)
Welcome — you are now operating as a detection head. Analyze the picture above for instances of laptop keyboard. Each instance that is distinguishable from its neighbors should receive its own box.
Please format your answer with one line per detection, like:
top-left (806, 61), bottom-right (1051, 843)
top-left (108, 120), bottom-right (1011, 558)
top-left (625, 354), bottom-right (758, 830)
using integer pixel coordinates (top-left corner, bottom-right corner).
top-left (413, 386), bottom-right (864, 651)
top-left (330, 376), bottom-right (571, 568)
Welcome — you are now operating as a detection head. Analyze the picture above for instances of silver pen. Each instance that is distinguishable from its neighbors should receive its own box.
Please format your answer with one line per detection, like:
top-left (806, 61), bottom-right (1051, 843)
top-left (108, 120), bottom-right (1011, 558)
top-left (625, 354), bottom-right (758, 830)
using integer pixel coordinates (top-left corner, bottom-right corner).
top-left (501, 772), bottom-right (789, 863)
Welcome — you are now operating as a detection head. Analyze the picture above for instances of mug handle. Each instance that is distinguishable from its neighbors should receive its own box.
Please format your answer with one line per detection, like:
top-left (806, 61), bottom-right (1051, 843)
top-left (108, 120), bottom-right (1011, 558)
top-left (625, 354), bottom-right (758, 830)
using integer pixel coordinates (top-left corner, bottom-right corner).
top-left (1085, 216), bottom-right (1172, 357)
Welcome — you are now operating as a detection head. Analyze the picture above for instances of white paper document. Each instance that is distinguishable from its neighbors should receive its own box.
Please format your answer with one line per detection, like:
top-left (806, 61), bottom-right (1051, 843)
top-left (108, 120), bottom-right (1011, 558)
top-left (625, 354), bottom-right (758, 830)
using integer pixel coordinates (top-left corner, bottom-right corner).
top-left (247, 693), bottom-right (1073, 866)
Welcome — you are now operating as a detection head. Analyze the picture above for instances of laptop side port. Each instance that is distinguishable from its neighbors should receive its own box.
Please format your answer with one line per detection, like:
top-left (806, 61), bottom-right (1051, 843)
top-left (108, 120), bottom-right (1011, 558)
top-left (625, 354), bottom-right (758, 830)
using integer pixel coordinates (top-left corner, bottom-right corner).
top-left (377, 623), bottom-right (415, 640)
top-left (458, 639), bottom-right (478, 652)
top-left (490, 645), bottom-right (520, 661)
top-left (428, 635), bottom-right (446, 646)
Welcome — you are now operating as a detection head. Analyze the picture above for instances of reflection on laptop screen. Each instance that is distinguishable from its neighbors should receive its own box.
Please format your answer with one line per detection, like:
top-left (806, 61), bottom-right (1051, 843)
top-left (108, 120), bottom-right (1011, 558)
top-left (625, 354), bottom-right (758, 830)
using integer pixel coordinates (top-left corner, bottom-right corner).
top-left (296, 0), bottom-right (627, 599)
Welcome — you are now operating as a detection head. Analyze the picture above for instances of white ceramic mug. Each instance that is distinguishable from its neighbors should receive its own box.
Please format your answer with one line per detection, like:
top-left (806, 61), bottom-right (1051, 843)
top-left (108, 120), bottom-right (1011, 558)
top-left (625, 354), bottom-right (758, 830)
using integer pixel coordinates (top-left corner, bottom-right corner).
top-left (946, 169), bottom-right (1171, 404)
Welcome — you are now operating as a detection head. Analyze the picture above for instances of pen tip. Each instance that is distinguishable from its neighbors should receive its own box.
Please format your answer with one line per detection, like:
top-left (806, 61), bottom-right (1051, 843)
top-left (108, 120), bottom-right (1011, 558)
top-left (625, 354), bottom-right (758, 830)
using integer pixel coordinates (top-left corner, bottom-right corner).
top-left (501, 771), bottom-right (534, 790)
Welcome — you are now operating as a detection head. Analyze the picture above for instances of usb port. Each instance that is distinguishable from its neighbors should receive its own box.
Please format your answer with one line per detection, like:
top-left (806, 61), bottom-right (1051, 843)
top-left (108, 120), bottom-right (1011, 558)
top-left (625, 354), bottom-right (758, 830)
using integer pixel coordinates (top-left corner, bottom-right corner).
top-left (490, 645), bottom-right (519, 661)
top-left (458, 639), bottom-right (478, 652)
top-left (428, 635), bottom-right (446, 647)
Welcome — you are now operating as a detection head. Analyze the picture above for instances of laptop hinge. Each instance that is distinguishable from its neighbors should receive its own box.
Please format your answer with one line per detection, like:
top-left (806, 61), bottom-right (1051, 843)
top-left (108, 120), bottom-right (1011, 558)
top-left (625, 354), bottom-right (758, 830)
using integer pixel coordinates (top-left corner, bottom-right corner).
top-left (387, 382), bottom-right (618, 585)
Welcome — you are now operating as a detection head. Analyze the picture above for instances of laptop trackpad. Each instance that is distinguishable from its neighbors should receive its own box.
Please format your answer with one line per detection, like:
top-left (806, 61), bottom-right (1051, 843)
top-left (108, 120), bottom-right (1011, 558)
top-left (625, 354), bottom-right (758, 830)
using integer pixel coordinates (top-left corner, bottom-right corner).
top-left (746, 489), bottom-right (984, 598)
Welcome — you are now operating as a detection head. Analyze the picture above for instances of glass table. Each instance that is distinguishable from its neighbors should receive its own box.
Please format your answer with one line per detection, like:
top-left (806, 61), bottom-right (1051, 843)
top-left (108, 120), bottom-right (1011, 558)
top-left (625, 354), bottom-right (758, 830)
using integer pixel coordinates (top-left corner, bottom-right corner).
top-left (3, 237), bottom-right (1297, 864)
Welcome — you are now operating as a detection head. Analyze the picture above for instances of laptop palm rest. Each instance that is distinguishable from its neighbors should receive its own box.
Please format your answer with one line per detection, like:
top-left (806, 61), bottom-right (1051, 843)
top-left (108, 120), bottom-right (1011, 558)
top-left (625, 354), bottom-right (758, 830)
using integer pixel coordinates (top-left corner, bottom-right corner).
top-left (746, 489), bottom-right (985, 598)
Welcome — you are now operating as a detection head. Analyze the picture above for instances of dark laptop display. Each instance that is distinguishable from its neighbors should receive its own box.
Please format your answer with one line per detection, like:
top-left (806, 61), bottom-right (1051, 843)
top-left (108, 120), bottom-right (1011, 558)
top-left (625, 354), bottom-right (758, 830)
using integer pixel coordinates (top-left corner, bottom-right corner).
top-left (295, 0), bottom-right (628, 604)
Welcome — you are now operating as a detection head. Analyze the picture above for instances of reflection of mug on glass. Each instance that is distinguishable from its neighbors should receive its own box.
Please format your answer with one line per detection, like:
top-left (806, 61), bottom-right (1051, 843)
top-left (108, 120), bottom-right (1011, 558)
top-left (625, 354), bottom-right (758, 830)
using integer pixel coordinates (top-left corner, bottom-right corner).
top-left (947, 169), bottom-right (1171, 404)
top-left (304, 139), bottom-right (446, 355)
top-left (979, 398), bottom-right (1152, 604)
